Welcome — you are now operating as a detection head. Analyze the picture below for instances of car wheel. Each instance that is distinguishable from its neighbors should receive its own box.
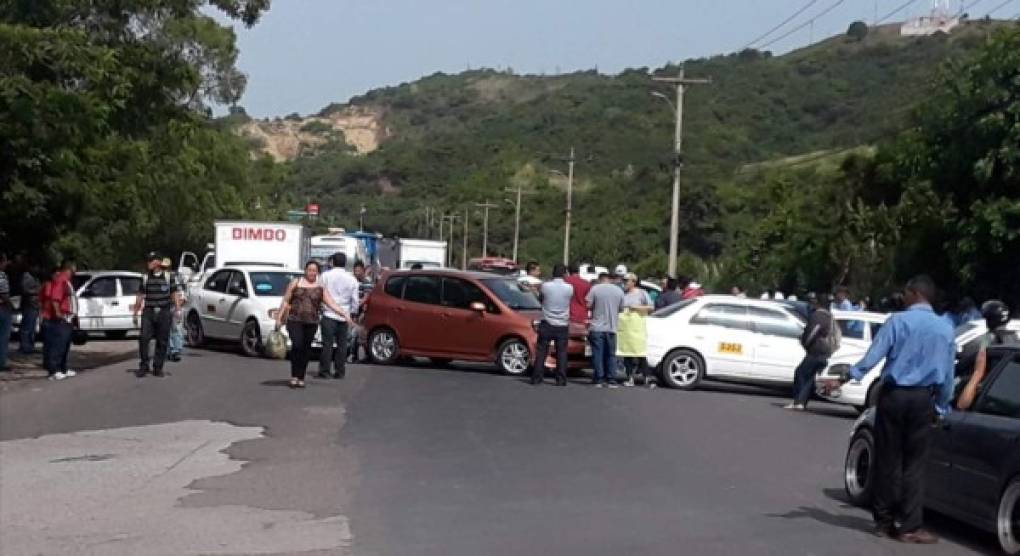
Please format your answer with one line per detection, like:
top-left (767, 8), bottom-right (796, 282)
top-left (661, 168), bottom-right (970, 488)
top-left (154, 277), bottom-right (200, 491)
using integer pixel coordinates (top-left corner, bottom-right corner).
top-left (844, 428), bottom-right (875, 507)
top-left (430, 358), bottom-right (453, 367)
top-left (241, 320), bottom-right (262, 357)
top-left (186, 312), bottom-right (205, 347)
top-left (998, 477), bottom-right (1020, 555)
top-left (496, 338), bottom-right (530, 376)
top-left (369, 328), bottom-right (400, 365)
top-left (104, 330), bottom-right (128, 340)
top-left (661, 349), bottom-right (704, 390)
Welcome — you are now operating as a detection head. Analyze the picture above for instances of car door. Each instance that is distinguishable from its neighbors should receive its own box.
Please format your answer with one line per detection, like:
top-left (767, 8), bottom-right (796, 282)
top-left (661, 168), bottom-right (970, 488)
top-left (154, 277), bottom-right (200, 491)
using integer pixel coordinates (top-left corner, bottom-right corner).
top-left (199, 270), bottom-right (232, 338)
top-left (397, 275), bottom-right (443, 353)
top-left (440, 277), bottom-right (500, 359)
top-left (77, 276), bottom-right (118, 331)
top-left (946, 351), bottom-right (1019, 524)
top-left (688, 303), bottom-right (754, 378)
top-left (747, 306), bottom-right (805, 382)
top-left (113, 275), bottom-right (142, 330)
top-left (222, 271), bottom-right (250, 339)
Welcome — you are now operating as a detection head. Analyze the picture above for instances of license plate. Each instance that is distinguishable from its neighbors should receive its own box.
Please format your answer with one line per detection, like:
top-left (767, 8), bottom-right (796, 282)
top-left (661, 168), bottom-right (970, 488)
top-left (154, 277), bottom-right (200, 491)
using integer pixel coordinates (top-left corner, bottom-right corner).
top-left (718, 342), bottom-right (743, 355)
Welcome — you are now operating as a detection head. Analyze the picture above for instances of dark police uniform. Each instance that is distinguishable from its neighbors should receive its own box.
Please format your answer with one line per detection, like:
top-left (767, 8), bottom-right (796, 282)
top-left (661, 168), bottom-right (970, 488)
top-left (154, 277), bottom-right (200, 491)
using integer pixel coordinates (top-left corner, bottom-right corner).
top-left (138, 269), bottom-right (177, 375)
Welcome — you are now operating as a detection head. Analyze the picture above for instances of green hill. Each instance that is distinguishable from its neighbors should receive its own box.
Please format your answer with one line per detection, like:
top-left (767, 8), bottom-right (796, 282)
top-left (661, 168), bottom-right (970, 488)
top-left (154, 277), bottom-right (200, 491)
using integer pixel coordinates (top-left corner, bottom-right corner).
top-left (267, 20), bottom-right (1009, 277)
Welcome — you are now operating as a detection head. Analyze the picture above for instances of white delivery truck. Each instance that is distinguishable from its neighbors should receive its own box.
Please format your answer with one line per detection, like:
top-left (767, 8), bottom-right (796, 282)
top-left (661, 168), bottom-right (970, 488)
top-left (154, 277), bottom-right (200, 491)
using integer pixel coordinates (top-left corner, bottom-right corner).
top-left (178, 220), bottom-right (310, 287)
top-left (310, 229), bottom-right (358, 268)
top-left (398, 239), bottom-right (447, 269)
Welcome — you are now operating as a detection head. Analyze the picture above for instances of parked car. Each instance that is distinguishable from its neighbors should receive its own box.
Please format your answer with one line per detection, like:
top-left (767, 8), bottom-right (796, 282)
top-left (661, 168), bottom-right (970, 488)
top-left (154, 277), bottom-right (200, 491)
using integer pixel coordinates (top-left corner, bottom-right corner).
top-left (843, 345), bottom-right (1020, 554)
top-left (13, 271), bottom-right (143, 340)
top-left (817, 319), bottom-right (1020, 412)
top-left (184, 265), bottom-right (301, 356)
top-left (360, 269), bottom-right (587, 374)
top-left (645, 295), bottom-right (866, 390)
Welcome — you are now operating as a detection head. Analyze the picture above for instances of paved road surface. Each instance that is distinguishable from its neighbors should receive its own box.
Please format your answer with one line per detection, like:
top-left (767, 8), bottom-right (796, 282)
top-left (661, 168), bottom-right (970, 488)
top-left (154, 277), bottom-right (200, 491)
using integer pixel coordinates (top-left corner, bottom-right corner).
top-left (0, 348), bottom-right (999, 555)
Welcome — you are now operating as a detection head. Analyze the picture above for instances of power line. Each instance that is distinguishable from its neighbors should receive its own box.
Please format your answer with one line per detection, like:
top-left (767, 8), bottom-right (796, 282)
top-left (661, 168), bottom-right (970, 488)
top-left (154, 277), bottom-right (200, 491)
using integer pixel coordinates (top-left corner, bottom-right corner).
top-left (758, 0), bottom-right (846, 50)
top-left (742, 0), bottom-right (820, 50)
top-left (960, 0), bottom-right (989, 14)
top-left (984, 0), bottom-right (1016, 15)
top-left (877, 0), bottom-right (922, 24)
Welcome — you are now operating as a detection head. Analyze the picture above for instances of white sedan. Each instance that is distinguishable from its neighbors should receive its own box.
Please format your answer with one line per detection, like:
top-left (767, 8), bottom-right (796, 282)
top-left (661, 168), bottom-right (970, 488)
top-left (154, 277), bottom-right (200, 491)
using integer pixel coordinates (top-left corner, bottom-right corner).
top-left (184, 265), bottom-right (300, 357)
top-left (646, 295), bottom-right (866, 390)
top-left (14, 271), bottom-right (144, 339)
top-left (816, 318), bottom-right (1020, 412)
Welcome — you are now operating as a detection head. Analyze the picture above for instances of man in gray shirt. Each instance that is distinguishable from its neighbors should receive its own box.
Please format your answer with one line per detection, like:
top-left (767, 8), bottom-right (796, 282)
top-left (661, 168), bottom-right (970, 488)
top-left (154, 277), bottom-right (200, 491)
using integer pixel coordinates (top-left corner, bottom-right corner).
top-left (531, 264), bottom-right (573, 386)
top-left (587, 272), bottom-right (625, 387)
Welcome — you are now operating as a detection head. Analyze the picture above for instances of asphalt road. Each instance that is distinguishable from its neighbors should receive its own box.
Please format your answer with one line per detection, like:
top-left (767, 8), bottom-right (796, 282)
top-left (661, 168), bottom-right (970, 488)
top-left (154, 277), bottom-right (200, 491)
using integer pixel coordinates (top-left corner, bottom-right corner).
top-left (0, 347), bottom-right (1001, 555)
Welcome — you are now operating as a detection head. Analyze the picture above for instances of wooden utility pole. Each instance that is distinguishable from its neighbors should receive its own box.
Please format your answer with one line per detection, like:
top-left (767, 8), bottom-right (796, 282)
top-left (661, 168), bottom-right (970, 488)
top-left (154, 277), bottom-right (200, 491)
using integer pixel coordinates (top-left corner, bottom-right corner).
top-left (474, 200), bottom-right (499, 258)
top-left (652, 65), bottom-right (710, 277)
top-left (564, 147), bottom-right (575, 266)
top-left (442, 214), bottom-right (460, 267)
top-left (503, 186), bottom-right (534, 263)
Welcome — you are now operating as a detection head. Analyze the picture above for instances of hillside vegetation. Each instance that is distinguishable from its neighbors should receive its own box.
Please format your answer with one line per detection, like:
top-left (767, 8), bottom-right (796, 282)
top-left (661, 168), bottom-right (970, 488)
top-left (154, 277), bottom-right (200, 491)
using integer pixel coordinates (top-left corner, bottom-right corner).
top-left (271, 21), bottom-right (1009, 290)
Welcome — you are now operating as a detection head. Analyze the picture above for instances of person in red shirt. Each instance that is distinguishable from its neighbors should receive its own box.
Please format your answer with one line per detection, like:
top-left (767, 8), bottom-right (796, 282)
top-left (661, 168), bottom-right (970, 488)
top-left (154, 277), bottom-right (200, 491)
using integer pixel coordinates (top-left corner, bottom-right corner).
top-left (564, 263), bottom-right (592, 325)
top-left (40, 263), bottom-right (77, 380)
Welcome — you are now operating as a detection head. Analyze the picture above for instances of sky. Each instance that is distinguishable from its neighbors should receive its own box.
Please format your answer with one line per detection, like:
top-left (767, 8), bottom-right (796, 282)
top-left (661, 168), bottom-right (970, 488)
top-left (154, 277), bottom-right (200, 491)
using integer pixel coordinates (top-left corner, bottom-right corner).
top-left (217, 0), bottom-right (992, 117)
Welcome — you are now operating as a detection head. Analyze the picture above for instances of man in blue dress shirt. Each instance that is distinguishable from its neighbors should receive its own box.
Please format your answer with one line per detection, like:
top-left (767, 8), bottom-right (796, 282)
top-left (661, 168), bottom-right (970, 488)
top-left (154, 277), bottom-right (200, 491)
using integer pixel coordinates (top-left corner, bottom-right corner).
top-left (849, 275), bottom-right (955, 544)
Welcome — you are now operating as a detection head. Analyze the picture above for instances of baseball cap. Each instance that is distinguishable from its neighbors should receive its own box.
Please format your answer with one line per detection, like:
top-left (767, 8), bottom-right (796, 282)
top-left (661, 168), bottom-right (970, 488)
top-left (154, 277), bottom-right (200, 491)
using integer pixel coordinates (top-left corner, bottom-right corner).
top-left (614, 264), bottom-right (628, 276)
top-left (145, 251), bottom-right (162, 262)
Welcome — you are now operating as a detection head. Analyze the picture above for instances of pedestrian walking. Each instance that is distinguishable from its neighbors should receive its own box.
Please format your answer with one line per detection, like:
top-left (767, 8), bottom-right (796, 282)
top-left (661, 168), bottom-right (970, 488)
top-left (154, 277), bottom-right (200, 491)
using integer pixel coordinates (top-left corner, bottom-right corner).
top-left (786, 293), bottom-right (837, 410)
top-left (619, 273), bottom-right (655, 387)
top-left (39, 262), bottom-right (78, 380)
top-left (587, 272), bottom-right (625, 388)
top-left (133, 252), bottom-right (182, 378)
top-left (347, 260), bottom-right (371, 363)
top-left (531, 264), bottom-right (573, 386)
top-left (17, 257), bottom-right (41, 355)
top-left (655, 277), bottom-right (683, 310)
top-left (318, 253), bottom-right (359, 379)
top-left (848, 275), bottom-right (954, 543)
top-left (161, 258), bottom-right (184, 362)
top-left (275, 260), bottom-right (348, 388)
top-left (0, 253), bottom-right (12, 372)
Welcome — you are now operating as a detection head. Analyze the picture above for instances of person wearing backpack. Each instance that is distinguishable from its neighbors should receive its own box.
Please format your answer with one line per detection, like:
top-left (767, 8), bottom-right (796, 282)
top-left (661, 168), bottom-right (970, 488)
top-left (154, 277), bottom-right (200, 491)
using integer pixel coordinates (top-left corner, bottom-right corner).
top-left (786, 292), bottom-right (838, 411)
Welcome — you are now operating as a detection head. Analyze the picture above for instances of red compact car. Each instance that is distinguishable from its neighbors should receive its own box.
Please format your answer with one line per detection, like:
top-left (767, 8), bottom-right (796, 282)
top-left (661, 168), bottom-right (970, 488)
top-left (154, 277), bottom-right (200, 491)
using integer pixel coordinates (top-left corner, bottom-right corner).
top-left (361, 269), bottom-right (588, 375)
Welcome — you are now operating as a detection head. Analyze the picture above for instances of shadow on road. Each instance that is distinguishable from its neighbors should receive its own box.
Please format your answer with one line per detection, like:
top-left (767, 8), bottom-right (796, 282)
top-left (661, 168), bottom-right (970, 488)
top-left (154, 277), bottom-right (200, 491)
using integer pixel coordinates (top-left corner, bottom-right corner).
top-left (767, 402), bottom-right (857, 420)
top-left (822, 488), bottom-right (1001, 554)
top-left (260, 379), bottom-right (294, 387)
top-left (765, 506), bottom-right (874, 535)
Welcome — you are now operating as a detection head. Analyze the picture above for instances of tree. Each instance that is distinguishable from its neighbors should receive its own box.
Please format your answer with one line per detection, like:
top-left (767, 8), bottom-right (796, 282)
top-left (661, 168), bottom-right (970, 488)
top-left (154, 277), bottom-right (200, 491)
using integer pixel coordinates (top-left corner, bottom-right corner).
top-left (847, 21), bottom-right (869, 42)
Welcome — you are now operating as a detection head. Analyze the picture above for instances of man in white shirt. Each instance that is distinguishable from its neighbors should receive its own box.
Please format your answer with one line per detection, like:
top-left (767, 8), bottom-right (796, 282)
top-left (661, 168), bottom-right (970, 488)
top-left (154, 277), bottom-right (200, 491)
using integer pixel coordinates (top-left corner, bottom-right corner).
top-left (319, 252), bottom-right (360, 379)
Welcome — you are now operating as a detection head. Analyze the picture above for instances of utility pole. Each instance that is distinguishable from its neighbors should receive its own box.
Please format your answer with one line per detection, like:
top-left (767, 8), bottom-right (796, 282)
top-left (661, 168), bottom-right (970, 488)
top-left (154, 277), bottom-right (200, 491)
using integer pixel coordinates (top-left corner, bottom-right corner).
top-left (503, 186), bottom-right (534, 263)
top-left (462, 208), bottom-right (469, 270)
top-left (442, 214), bottom-right (460, 267)
top-left (475, 200), bottom-right (498, 257)
top-left (564, 147), bottom-right (575, 266)
top-left (652, 65), bottom-right (710, 277)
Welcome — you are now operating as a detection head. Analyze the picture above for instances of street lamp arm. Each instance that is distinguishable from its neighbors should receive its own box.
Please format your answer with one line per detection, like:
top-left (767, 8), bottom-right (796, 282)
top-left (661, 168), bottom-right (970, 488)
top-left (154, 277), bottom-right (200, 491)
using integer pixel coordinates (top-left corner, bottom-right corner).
top-left (650, 91), bottom-right (676, 113)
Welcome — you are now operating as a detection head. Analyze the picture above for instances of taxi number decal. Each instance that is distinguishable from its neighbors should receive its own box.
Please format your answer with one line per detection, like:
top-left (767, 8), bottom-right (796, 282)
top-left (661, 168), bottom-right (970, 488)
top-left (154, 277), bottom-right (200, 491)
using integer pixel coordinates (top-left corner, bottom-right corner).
top-left (718, 342), bottom-right (743, 355)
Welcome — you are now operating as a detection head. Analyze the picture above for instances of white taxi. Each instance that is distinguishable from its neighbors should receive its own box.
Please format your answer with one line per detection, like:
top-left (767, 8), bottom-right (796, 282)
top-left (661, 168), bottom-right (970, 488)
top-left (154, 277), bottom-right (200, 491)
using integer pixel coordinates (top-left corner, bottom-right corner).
top-left (184, 265), bottom-right (301, 357)
top-left (817, 318), bottom-right (1020, 412)
top-left (646, 295), bottom-right (866, 390)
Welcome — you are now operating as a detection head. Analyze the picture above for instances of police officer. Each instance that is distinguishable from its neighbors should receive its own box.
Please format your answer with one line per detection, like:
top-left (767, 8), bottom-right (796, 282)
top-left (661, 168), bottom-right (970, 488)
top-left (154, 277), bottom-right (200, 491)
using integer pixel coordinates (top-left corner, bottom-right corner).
top-left (848, 275), bottom-right (955, 544)
top-left (133, 252), bottom-right (181, 377)
top-left (958, 300), bottom-right (1016, 410)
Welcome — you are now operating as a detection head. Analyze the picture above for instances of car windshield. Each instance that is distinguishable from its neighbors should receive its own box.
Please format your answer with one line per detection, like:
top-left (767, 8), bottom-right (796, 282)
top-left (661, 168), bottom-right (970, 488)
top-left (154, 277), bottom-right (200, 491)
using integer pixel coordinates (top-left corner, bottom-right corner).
top-left (249, 272), bottom-right (300, 296)
top-left (481, 278), bottom-right (541, 310)
top-left (649, 298), bottom-right (697, 318)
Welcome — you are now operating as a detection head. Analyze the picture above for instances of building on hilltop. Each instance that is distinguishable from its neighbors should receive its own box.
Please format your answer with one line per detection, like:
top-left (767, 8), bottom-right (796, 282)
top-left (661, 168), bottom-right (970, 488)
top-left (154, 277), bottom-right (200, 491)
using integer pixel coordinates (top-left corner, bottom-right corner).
top-left (901, 0), bottom-right (961, 36)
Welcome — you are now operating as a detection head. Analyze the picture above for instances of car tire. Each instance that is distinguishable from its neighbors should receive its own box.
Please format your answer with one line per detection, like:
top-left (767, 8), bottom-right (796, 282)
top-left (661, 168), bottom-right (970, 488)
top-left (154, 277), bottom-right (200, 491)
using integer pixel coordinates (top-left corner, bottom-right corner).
top-left (660, 349), bottom-right (704, 390)
top-left (186, 312), bottom-right (205, 347)
top-left (496, 338), bottom-right (530, 376)
top-left (844, 428), bottom-right (875, 507)
top-left (998, 477), bottom-right (1020, 555)
top-left (241, 320), bottom-right (262, 357)
top-left (104, 330), bottom-right (128, 340)
top-left (369, 328), bottom-right (400, 365)
top-left (430, 358), bottom-right (453, 367)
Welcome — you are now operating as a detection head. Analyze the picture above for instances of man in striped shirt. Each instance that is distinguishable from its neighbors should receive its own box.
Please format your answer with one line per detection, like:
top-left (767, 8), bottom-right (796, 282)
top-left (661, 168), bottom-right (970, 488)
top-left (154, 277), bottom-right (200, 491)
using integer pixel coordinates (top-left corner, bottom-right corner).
top-left (133, 252), bottom-right (182, 378)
